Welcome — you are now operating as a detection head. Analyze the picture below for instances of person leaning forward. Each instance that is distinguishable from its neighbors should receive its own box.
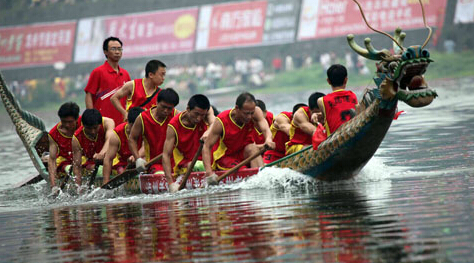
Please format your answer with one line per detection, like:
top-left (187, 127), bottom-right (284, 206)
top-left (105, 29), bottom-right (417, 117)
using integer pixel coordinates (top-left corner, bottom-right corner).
top-left (128, 88), bottom-right (180, 174)
top-left (102, 107), bottom-right (144, 185)
top-left (163, 94), bottom-right (215, 193)
top-left (285, 92), bottom-right (325, 155)
top-left (110, 60), bottom-right (167, 122)
top-left (202, 92), bottom-right (275, 182)
top-left (84, 36), bottom-right (131, 126)
top-left (48, 102), bottom-right (81, 192)
top-left (72, 109), bottom-right (115, 187)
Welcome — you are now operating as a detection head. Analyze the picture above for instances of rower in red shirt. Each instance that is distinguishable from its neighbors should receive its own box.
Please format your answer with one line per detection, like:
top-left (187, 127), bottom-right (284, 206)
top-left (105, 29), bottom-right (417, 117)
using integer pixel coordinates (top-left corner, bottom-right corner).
top-left (84, 37), bottom-right (131, 126)
top-left (263, 103), bottom-right (306, 164)
top-left (163, 94), bottom-right (216, 192)
top-left (110, 60), bottom-right (166, 122)
top-left (48, 102), bottom-right (81, 192)
top-left (202, 92), bottom-right (275, 182)
top-left (72, 109), bottom-right (115, 187)
top-left (102, 107), bottom-right (144, 184)
top-left (252, 99), bottom-right (274, 145)
top-left (315, 64), bottom-right (358, 149)
top-left (285, 92), bottom-right (325, 155)
top-left (129, 88), bottom-right (180, 174)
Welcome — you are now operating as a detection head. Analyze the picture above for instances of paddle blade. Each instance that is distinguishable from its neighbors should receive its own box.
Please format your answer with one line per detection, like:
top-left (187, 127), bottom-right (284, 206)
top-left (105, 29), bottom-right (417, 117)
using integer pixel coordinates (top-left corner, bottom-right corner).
top-left (101, 168), bottom-right (140, 190)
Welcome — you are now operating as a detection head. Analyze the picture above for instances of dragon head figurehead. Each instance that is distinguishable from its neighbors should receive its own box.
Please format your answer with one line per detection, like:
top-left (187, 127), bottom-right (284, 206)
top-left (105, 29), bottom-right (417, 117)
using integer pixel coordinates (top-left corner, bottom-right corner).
top-left (347, 0), bottom-right (437, 108)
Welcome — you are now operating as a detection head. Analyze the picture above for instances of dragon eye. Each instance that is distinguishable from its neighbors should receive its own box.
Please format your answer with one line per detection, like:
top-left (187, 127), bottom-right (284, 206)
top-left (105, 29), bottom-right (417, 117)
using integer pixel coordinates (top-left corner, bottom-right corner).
top-left (421, 49), bottom-right (430, 58)
top-left (402, 48), bottom-right (416, 60)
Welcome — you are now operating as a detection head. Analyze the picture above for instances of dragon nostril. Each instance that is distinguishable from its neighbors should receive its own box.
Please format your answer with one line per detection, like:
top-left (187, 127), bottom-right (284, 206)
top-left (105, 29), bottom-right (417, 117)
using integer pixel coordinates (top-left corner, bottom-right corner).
top-left (421, 49), bottom-right (430, 58)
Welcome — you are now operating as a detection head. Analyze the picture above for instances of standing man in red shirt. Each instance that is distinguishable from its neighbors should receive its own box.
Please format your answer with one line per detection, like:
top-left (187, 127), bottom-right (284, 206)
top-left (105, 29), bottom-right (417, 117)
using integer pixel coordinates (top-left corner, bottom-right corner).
top-left (84, 37), bottom-right (131, 126)
top-left (317, 64), bottom-right (358, 137)
top-left (110, 60), bottom-right (166, 122)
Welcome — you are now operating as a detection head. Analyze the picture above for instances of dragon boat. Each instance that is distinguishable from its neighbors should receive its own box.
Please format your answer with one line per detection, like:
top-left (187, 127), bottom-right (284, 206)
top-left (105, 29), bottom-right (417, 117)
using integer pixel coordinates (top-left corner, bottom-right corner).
top-left (1, 0), bottom-right (437, 194)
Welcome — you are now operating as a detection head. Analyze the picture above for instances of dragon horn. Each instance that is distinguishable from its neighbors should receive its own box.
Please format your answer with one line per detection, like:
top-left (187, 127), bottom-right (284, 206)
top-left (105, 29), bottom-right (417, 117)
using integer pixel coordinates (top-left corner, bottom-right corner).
top-left (419, 0), bottom-right (433, 48)
top-left (347, 34), bottom-right (391, 61)
top-left (393, 28), bottom-right (406, 54)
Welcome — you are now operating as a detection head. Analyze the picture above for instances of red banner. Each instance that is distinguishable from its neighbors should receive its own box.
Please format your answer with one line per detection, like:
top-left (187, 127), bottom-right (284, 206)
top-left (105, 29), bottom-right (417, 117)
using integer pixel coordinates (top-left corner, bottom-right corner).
top-left (298, 0), bottom-right (448, 40)
top-left (74, 8), bottom-right (198, 62)
top-left (0, 21), bottom-right (76, 69)
top-left (196, 1), bottom-right (267, 50)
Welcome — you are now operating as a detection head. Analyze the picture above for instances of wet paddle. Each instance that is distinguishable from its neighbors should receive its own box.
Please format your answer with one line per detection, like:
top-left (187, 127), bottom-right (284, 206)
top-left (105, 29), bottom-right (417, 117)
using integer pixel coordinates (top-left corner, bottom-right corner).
top-left (208, 145), bottom-right (269, 186)
top-left (16, 174), bottom-right (44, 188)
top-left (101, 154), bottom-right (162, 190)
top-left (87, 159), bottom-right (103, 189)
top-left (178, 140), bottom-right (204, 191)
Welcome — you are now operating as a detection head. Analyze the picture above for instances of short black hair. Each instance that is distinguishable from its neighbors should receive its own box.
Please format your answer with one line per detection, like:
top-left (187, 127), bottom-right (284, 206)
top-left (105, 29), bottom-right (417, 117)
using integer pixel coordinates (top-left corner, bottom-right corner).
top-left (127, 107), bottom-right (144, 124)
top-left (327, 64), bottom-right (347, 87)
top-left (292, 103), bottom-right (307, 115)
top-left (81, 109), bottom-right (102, 127)
top-left (255, 99), bottom-right (266, 112)
top-left (145, 60), bottom-right (166, 78)
top-left (235, 92), bottom-right (256, 108)
top-left (103, 36), bottom-right (123, 51)
top-left (188, 94), bottom-right (210, 111)
top-left (211, 105), bottom-right (220, 116)
top-left (58, 102), bottom-right (80, 119)
top-left (308, 92), bottom-right (325, 110)
top-left (157, 88), bottom-right (179, 106)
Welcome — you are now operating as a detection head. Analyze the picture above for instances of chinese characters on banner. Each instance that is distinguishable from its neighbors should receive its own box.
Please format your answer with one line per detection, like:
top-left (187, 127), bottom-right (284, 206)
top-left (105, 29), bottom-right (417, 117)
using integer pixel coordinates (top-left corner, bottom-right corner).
top-left (74, 7), bottom-right (198, 62)
top-left (454, 0), bottom-right (474, 24)
top-left (196, 1), bottom-right (268, 50)
top-left (0, 21), bottom-right (76, 69)
top-left (298, 0), bottom-right (448, 40)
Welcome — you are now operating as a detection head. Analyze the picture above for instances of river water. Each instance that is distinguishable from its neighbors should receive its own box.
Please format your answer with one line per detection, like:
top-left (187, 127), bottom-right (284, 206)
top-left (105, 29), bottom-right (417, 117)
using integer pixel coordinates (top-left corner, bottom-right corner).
top-left (0, 77), bottom-right (473, 262)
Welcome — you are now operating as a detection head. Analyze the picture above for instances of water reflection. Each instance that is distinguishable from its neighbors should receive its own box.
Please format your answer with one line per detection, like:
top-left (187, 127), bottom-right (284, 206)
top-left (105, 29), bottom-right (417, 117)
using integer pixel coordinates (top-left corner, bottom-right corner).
top-left (32, 182), bottom-right (443, 262)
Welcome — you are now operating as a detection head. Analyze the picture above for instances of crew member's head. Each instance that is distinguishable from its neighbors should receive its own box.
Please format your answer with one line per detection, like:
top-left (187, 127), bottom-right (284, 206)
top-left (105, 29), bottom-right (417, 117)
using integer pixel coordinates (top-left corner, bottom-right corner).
top-left (256, 99), bottom-right (267, 115)
top-left (103, 36), bottom-right (123, 62)
top-left (235, 92), bottom-right (256, 124)
top-left (81, 109), bottom-right (103, 138)
top-left (146, 60), bottom-right (167, 87)
top-left (327, 64), bottom-right (348, 88)
top-left (292, 103), bottom-right (307, 116)
top-left (187, 94), bottom-right (210, 126)
top-left (126, 107), bottom-right (145, 134)
top-left (58, 102), bottom-right (80, 133)
top-left (308, 92), bottom-right (325, 123)
top-left (156, 88), bottom-right (179, 119)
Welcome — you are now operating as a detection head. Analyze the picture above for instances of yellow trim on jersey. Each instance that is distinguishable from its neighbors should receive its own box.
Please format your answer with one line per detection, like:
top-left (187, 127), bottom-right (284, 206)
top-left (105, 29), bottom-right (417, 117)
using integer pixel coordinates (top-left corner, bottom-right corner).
top-left (228, 108), bottom-right (244, 129)
top-left (211, 118), bottom-right (227, 169)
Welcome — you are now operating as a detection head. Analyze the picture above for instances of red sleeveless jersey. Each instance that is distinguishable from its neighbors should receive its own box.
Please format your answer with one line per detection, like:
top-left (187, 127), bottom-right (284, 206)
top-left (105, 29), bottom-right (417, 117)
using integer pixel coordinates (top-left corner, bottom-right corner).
top-left (113, 122), bottom-right (141, 167)
top-left (271, 111), bottom-right (292, 153)
top-left (73, 120), bottom-right (106, 165)
top-left (286, 106), bottom-right (312, 147)
top-left (322, 90), bottom-right (358, 135)
top-left (126, 78), bottom-right (160, 111)
top-left (49, 122), bottom-right (75, 168)
top-left (213, 109), bottom-right (255, 162)
top-left (252, 111), bottom-right (273, 144)
top-left (140, 107), bottom-right (177, 161)
top-left (168, 112), bottom-right (208, 170)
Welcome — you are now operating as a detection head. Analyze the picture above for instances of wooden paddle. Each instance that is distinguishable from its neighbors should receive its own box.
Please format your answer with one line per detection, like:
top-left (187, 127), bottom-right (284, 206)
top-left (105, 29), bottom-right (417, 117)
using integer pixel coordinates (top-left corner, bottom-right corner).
top-left (178, 140), bottom-right (204, 191)
top-left (101, 154), bottom-right (163, 190)
top-left (208, 145), bottom-right (269, 185)
top-left (87, 159), bottom-right (103, 189)
top-left (16, 174), bottom-right (44, 188)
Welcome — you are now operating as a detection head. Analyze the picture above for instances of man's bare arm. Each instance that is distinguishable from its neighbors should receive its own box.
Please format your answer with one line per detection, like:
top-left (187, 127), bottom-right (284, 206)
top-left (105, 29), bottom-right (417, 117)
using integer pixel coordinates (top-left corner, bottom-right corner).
top-left (274, 113), bottom-right (291, 136)
top-left (202, 120), bottom-right (223, 177)
top-left (253, 107), bottom-right (275, 150)
top-left (47, 136), bottom-right (59, 188)
top-left (111, 81), bottom-right (133, 121)
top-left (293, 108), bottom-right (316, 136)
top-left (85, 92), bottom-right (94, 109)
top-left (103, 133), bottom-right (119, 184)
top-left (129, 116), bottom-right (144, 160)
top-left (72, 136), bottom-right (83, 186)
top-left (162, 127), bottom-right (177, 186)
